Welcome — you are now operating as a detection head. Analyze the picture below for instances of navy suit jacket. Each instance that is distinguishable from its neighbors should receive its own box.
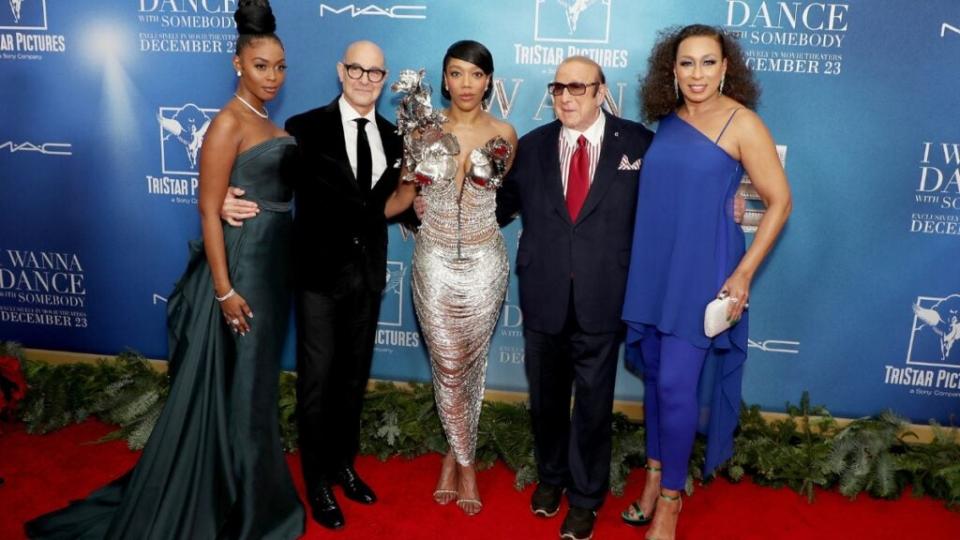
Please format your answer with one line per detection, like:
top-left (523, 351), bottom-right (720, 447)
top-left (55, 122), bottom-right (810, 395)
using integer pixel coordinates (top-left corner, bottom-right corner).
top-left (496, 112), bottom-right (654, 334)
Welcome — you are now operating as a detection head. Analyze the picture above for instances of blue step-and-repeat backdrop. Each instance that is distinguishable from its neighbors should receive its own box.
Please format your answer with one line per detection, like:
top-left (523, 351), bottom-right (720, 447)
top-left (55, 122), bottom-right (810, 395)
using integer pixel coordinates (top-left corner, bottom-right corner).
top-left (1, 1), bottom-right (958, 424)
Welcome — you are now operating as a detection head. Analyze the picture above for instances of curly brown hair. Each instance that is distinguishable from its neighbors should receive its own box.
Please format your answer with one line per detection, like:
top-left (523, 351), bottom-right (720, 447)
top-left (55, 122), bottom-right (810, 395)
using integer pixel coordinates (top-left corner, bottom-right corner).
top-left (640, 24), bottom-right (759, 123)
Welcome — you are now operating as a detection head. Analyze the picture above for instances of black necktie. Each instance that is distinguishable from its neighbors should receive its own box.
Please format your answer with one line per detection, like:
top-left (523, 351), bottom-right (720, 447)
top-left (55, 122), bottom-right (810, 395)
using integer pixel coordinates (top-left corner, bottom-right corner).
top-left (353, 117), bottom-right (372, 193)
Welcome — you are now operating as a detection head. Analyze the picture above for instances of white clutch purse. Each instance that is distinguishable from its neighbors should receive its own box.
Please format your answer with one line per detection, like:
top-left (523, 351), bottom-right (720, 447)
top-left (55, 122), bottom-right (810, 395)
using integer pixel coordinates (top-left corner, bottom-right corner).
top-left (704, 296), bottom-right (746, 338)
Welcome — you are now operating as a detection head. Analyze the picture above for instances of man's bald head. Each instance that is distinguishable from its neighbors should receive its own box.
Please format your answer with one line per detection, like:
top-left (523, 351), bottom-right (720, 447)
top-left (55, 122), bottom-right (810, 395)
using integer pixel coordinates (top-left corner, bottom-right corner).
top-left (556, 55), bottom-right (606, 85)
top-left (342, 40), bottom-right (384, 67)
top-left (337, 40), bottom-right (387, 116)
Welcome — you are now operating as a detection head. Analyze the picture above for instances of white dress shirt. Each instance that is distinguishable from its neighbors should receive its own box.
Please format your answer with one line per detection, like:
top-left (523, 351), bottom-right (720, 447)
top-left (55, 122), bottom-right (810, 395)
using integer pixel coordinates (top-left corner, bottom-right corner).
top-left (338, 96), bottom-right (388, 188)
top-left (558, 112), bottom-right (605, 195)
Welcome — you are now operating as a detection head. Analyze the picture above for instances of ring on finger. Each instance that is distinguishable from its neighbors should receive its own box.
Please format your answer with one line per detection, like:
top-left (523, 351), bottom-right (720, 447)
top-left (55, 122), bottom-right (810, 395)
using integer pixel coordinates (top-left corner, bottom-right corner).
top-left (230, 318), bottom-right (240, 325)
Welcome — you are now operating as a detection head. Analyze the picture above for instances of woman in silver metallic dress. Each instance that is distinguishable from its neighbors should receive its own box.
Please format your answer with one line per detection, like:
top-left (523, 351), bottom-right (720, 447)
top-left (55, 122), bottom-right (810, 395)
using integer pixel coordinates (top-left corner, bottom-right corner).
top-left (385, 41), bottom-right (517, 516)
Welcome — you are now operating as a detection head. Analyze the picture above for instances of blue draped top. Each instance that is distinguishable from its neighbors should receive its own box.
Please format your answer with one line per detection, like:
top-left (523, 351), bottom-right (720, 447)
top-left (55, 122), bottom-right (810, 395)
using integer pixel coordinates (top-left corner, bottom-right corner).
top-left (622, 111), bottom-right (748, 477)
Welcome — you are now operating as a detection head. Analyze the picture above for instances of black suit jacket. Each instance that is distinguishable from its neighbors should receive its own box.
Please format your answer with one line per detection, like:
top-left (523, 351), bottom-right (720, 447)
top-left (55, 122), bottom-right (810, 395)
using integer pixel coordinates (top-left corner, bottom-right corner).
top-left (496, 112), bottom-right (654, 334)
top-left (286, 97), bottom-right (403, 294)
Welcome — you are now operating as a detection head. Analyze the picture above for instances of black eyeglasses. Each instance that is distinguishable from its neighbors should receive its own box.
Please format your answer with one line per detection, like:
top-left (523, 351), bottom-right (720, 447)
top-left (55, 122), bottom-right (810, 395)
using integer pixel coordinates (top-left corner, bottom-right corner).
top-left (547, 81), bottom-right (600, 96)
top-left (341, 63), bottom-right (387, 83)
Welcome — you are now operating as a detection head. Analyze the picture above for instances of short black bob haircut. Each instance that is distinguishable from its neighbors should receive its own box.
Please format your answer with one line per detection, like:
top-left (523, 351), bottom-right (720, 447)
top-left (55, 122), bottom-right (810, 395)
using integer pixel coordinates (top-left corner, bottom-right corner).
top-left (441, 40), bottom-right (495, 102)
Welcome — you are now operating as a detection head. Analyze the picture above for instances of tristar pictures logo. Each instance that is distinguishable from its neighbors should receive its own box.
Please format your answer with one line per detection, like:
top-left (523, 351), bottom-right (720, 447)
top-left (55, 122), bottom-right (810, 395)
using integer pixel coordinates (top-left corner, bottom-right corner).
top-left (535, 0), bottom-right (611, 44)
top-left (1, 0), bottom-right (44, 30)
top-left (909, 294), bottom-right (960, 368)
top-left (157, 104), bottom-right (216, 176)
top-left (0, 0), bottom-right (65, 58)
top-left (884, 294), bottom-right (960, 393)
top-left (514, 0), bottom-right (627, 71)
top-left (319, 3), bottom-right (426, 20)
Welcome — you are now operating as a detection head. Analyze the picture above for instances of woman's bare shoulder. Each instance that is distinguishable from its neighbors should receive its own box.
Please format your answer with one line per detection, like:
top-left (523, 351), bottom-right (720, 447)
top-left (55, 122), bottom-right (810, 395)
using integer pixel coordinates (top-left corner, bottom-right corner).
top-left (204, 107), bottom-right (243, 149)
top-left (488, 115), bottom-right (518, 142)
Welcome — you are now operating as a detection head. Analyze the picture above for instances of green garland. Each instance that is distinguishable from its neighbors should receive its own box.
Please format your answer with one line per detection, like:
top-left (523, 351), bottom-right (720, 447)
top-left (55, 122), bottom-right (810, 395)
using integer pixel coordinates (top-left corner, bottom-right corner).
top-left (4, 343), bottom-right (959, 508)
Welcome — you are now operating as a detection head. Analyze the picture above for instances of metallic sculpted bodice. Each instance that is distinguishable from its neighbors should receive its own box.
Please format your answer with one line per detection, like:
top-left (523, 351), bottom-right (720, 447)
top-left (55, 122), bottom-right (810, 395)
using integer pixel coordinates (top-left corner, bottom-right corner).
top-left (414, 133), bottom-right (511, 260)
top-left (393, 70), bottom-right (511, 466)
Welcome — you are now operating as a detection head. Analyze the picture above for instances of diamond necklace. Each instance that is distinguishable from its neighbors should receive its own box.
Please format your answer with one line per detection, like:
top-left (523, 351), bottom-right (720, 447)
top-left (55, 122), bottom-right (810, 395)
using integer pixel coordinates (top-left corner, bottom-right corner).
top-left (234, 93), bottom-right (268, 119)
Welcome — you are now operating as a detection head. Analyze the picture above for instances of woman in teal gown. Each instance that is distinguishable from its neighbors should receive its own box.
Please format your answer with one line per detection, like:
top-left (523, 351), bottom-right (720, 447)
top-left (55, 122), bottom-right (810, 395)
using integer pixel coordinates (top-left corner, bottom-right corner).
top-left (25, 2), bottom-right (304, 538)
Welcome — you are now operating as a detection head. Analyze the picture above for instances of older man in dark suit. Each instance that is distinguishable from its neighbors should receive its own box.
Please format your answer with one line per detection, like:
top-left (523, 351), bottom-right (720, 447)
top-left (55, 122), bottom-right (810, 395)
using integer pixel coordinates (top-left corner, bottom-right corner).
top-left (496, 56), bottom-right (653, 540)
top-left (222, 40), bottom-right (401, 531)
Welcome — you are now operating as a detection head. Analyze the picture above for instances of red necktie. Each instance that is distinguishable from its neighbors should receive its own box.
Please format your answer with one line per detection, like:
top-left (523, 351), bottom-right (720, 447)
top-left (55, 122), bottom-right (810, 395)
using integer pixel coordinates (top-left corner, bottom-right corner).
top-left (566, 135), bottom-right (589, 221)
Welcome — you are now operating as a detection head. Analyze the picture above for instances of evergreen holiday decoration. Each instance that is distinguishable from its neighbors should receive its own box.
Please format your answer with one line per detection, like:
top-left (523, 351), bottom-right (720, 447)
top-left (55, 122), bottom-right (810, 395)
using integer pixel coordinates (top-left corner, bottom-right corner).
top-left (5, 343), bottom-right (959, 508)
top-left (0, 342), bottom-right (28, 430)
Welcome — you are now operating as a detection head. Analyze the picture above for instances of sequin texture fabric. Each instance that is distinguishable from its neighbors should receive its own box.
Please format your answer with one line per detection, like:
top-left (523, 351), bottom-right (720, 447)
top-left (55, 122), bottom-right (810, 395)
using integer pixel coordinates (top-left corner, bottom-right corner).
top-left (411, 135), bottom-right (510, 466)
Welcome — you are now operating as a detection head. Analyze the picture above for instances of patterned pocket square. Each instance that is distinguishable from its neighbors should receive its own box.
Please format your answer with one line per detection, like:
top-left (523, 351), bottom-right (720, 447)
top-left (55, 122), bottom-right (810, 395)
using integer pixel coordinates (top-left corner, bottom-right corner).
top-left (618, 155), bottom-right (642, 170)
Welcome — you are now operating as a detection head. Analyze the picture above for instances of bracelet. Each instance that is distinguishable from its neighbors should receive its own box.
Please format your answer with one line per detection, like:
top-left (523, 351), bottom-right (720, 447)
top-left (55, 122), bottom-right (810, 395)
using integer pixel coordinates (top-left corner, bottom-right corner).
top-left (215, 288), bottom-right (236, 302)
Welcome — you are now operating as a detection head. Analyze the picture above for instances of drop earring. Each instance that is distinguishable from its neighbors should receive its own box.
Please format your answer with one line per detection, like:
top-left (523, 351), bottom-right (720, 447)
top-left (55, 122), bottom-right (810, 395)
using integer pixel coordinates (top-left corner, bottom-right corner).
top-left (719, 75), bottom-right (725, 95)
top-left (236, 70), bottom-right (241, 77)
top-left (673, 74), bottom-right (679, 101)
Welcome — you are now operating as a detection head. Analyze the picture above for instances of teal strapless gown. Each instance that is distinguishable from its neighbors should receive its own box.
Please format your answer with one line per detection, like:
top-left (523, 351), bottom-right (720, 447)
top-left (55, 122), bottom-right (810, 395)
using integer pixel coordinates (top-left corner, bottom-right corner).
top-left (25, 137), bottom-right (305, 539)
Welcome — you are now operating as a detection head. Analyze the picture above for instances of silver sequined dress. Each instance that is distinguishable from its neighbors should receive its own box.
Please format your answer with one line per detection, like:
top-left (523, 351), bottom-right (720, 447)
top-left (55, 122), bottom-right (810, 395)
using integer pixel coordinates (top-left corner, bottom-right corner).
top-left (411, 134), bottom-right (510, 466)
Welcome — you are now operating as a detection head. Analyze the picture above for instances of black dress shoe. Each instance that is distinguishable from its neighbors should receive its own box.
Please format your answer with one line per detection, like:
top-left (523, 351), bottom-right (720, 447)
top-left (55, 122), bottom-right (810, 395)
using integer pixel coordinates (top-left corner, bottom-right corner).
top-left (560, 506), bottom-right (597, 540)
top-left (530, 482), bottom-right (565, 518)
top-left (335, 465), bottom-right (377, 504)
top-left (309, 484), bottom-right (344, 529)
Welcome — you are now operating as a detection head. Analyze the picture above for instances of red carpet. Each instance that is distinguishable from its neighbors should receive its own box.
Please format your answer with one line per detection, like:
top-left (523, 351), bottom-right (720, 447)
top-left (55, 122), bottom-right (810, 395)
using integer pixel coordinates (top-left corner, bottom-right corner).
top-left (1, 419), bottom-right (958, 539)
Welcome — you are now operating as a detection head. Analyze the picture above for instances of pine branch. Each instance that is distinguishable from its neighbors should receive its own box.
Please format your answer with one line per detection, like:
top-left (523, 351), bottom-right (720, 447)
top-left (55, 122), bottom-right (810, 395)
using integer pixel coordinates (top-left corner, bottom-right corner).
top-left (7, 341), bottom-right (960, 508)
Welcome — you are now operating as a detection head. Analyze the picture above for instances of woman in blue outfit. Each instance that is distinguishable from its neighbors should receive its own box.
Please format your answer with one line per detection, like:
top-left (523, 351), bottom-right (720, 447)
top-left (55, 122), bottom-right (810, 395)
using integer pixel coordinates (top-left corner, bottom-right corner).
top-left (620, 25), bottom-right (792, 540)
top-left (25, 1), bottom-right (304, 538)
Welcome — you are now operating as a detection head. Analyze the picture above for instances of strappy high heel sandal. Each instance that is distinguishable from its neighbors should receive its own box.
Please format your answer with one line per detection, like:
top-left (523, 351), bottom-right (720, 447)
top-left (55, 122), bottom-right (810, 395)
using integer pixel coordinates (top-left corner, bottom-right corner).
top-left (433, 452), bottom-right (458, 505)
top-left (621, 464), bottom-right (661, 526)
top-left (645, 492), bottom-right (682, 540)
top-left (456, 463), bottom-right (482, 515)
top-left (658, 491), bottom-right (681, 512)
top-left (433, 489), bottom-right (458, 505)
top-left (456, 497), bottom-right (483, 516)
